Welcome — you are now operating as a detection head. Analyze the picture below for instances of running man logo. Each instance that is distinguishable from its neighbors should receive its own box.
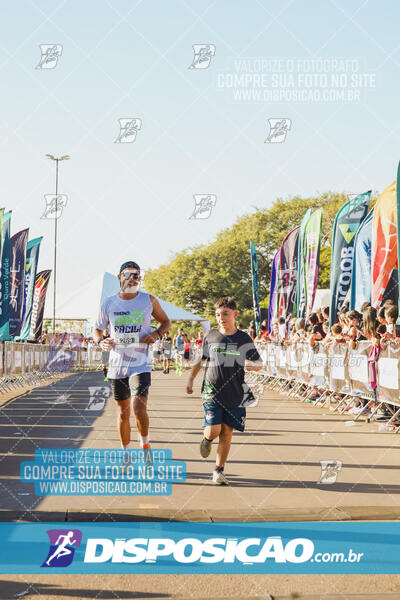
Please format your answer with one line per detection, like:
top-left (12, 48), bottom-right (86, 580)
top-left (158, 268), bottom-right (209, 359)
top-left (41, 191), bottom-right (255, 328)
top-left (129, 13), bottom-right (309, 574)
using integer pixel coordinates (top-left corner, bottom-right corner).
top-left (86, 386), bottom-right (111, 411)
top-left (239, 383), bottom-right (258, 408)
top-left (36, 44), bottom-right (63, 69)
top-left (41, 529), bottom-right (82, 567)
top-left (317, 460), bottom-right (342, 484)
top-left (115, 118), bottom-right (142, 143)
top-left (264, 118), bottom-right (291, 143)
top-left (189, 195), bottom-right (217, 220)
top-left (188, 44), bottom-right (216, 69)
top-left (41, 195), bottom-right (68, 220)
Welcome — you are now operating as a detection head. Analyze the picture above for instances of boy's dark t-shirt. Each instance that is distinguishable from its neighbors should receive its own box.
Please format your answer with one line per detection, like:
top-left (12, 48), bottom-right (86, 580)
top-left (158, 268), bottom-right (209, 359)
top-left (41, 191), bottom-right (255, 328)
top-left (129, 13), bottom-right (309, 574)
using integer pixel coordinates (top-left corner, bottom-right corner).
top-left (201, 329), bottom-right (261, 408)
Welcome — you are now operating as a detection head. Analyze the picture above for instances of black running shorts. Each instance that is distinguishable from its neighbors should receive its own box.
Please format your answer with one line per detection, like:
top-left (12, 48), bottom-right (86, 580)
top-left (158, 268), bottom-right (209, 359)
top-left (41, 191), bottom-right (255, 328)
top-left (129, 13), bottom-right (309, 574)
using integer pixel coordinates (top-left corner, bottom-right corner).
top-left (110, 372), bottom-right (151, 401)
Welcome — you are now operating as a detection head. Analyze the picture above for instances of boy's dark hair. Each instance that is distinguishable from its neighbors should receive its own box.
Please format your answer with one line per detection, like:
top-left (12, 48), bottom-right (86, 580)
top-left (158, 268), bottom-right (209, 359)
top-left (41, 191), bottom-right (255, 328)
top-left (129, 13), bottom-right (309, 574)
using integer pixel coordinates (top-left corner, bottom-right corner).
top-left (322, 306), bottom-right (329, 317)
top-left (308, 313), bottom-right (319, 326)
top-left (385, 305), bottom-right (398, 322)
top-left (332, 324), bottom-right (342, 335)
top-left (214, 297), bottom-right (237, 311)
top-left (278, 316), bottom-right (286, 324)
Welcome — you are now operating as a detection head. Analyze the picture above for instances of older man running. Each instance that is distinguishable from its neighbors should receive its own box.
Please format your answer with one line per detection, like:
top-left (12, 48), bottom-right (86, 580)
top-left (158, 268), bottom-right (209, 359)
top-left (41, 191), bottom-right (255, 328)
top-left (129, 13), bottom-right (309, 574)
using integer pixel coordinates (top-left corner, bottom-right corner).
top-left (93, 261), bottom-right (170, 450)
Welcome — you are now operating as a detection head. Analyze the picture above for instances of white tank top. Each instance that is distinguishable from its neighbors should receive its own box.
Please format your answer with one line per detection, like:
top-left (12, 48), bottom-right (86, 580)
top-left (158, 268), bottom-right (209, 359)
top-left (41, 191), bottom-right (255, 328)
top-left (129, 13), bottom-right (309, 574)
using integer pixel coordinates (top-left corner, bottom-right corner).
top-left (95, 291), bottom-right (153, 378)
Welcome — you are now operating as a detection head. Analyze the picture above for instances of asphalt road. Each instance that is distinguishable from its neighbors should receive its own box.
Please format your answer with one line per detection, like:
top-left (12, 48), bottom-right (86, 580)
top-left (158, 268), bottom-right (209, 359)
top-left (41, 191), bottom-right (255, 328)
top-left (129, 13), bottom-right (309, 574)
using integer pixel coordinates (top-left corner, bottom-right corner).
top-left (1, 369), bottom-right (400, 598)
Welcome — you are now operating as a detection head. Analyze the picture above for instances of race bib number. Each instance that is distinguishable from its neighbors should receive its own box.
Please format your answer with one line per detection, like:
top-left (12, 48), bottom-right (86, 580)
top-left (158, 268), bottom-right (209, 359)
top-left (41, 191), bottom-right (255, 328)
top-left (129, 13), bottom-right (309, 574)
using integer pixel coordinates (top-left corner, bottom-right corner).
top-left (115, 332), bottom-right (140, 347)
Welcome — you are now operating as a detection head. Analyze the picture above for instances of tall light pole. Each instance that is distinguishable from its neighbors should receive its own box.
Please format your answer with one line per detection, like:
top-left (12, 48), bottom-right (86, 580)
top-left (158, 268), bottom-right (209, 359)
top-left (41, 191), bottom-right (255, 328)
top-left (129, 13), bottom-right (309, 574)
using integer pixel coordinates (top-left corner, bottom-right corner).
top-left (45, 154), bottom-right (70, 334)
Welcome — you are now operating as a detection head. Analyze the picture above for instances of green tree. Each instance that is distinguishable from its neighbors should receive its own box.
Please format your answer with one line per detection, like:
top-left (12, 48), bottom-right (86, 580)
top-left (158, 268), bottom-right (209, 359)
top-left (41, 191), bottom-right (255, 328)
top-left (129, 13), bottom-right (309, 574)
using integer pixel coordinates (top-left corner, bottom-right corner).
top-left (144, 191), bottom-right (372, 319)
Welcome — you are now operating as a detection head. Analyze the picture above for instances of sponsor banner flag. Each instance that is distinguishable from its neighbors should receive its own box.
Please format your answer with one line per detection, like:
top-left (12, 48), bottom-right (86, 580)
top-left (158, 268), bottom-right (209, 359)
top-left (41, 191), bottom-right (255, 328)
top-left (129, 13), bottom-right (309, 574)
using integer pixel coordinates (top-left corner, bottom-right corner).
top-left (397, 161), bottom-right (400, 320)
top-left (268, 249), bottom-right (280, 332)
top-left (29, 270), bottom-right (52, 342)
top-left (329, 191), bottom-right (371, 326)
top-left (350, 209), bottom-right (373, 311)
top-left (278, 227), bottom-right (299, 319)
top-left (2, 521), bottom-right (400, 574)
top-left (9, 228), bottom-right (29, 337)
top-left (19, 237), bottom-right (43, 340)
top-left (296, 207), bottom-right (312, 318)
top-left (0, 211), bottom-right (11, 340)
top-left (250, 240), bottom-right (261, 333)
top-left (371, 181), bottom-right (397, 308)
top-left (303, 209), bottom-right (323, 316)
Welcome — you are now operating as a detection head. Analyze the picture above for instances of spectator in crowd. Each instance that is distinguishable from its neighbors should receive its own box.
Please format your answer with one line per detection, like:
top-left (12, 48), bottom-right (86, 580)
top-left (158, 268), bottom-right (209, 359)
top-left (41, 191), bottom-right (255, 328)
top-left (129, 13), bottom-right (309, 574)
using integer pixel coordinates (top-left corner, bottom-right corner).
top-left (360, 301), bottom-right (371, 312)
top-left (385, 305), bottom-right (398, 337)
top-left (269, 320), bottom-right (279, 343)
top-left (290, 318), bottom-right (306, 343)
top-left (248, 322), bottom-right (257, 340)
top-left (195, 330), bottom-right (204, 350)
top-left (377, 307), bottom-right (387, 326)
top-left (362, 306), bottom-right (378, 340)
top-left (277, 317), bottom-right (286, 343)
top-left (161, 332), bottom-right (173, 374)
top-left (183, 334), bottom-right (192, 369)
top-left (322, 306), bottom-right (329, 321)
top-left (308, 312), bottom-right (325, 347)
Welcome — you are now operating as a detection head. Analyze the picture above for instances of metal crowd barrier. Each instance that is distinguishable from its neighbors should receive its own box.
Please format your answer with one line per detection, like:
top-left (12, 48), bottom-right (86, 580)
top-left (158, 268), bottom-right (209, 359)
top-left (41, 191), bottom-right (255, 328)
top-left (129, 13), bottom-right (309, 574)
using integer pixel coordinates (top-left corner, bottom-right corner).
top-left (0, 342), bottom-right (103, 395)
top-left (254, 339), bottom-right (400, 433)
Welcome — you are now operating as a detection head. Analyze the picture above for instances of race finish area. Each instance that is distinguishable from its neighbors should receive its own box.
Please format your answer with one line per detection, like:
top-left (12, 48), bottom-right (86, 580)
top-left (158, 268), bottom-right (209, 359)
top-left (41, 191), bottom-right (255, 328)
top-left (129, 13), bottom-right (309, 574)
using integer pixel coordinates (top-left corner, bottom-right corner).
top-left (1, 368), bottom-right (399, 523)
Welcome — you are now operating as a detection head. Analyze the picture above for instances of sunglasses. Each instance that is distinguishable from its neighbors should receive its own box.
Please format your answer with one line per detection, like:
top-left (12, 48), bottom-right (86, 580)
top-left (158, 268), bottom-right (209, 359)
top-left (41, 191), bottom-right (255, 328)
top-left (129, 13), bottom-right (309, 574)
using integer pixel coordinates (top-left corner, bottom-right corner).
top-left (121, 271), bottom-right (140, 280)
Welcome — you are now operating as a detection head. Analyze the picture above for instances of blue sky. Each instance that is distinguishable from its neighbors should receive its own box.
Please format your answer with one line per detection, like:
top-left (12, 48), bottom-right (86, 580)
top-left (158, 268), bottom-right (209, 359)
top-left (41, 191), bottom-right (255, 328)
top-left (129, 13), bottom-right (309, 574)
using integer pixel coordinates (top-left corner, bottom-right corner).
top-left (1, 0), bottom-right (400, 317)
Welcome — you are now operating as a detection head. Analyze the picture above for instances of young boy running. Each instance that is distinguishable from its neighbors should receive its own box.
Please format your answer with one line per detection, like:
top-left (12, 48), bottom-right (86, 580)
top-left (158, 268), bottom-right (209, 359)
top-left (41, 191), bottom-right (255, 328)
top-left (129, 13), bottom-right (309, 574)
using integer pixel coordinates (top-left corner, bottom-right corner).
top-left (186, 297), bottom-right (263, 485)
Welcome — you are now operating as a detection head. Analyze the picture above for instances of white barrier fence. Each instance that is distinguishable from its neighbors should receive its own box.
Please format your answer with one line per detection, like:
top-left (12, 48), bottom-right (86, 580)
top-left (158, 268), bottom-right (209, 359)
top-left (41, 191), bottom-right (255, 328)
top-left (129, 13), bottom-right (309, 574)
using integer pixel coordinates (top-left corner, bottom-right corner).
top-left (0, 342), bottom-right (103, 394)
top-left (253, 340), bottom-right (400, 432)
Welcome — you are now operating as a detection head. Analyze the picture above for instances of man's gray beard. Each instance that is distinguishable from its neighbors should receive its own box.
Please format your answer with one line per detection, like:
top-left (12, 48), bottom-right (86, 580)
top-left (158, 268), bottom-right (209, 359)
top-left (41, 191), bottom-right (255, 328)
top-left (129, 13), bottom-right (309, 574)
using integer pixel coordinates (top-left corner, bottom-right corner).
top-left (123, 284), bottom-right (139, 293)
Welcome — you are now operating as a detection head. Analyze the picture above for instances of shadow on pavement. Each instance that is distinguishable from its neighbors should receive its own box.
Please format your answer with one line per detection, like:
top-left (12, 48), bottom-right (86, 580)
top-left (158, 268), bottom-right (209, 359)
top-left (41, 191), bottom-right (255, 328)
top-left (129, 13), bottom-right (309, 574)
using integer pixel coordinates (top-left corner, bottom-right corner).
top-left (0, 580), bottom-right (170, 599)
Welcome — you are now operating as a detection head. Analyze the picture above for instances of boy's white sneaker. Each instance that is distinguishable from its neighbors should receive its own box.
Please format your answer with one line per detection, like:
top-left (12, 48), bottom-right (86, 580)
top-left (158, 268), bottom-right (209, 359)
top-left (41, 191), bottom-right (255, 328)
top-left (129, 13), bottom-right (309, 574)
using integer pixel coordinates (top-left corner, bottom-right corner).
top-left (212, 470), bottom-right (229, 485)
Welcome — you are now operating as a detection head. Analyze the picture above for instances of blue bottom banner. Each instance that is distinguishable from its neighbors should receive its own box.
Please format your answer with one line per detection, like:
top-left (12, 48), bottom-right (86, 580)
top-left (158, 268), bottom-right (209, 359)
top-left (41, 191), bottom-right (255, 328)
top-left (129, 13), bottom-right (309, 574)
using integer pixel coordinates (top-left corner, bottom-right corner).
top-left (1, 522), bottom-right (400, 574)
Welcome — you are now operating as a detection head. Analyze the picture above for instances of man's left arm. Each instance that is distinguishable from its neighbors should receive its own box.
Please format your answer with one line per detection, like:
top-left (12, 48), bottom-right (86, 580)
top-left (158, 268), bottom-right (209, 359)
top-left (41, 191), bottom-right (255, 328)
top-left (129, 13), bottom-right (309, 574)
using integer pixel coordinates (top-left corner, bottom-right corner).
top-left (139, 295), bottom-right (171, 345)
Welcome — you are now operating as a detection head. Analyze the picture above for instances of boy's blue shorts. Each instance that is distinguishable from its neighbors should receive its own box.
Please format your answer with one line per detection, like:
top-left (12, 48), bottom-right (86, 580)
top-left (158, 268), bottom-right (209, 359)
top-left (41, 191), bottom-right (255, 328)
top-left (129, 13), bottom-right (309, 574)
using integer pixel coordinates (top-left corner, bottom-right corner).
top-left (202, 399), bottom-right (246, 432)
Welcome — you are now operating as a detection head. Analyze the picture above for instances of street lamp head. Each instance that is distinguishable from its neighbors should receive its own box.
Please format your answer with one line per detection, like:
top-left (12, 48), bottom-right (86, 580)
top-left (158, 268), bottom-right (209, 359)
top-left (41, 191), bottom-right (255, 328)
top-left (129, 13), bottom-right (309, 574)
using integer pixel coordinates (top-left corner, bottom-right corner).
top-left (45, 154), bottom-right (70, 161)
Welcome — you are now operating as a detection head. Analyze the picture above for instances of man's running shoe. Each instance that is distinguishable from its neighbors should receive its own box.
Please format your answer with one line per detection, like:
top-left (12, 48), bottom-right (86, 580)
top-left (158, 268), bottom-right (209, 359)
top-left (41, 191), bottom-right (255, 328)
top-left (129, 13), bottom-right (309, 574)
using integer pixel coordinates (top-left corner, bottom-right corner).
top-left (212, 470), bottom-right (229, 485)
top-left (141, 443), bottom-right (153, 464)
top-left (104, 376), bottom-right (108, 382)
top-left (199, 437), bottom-right (212, 458)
